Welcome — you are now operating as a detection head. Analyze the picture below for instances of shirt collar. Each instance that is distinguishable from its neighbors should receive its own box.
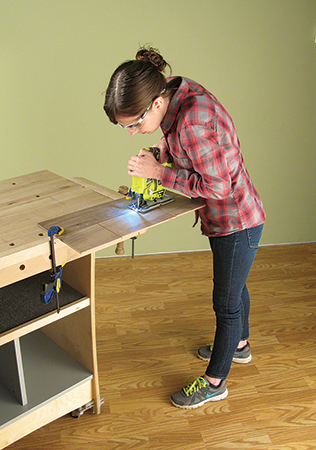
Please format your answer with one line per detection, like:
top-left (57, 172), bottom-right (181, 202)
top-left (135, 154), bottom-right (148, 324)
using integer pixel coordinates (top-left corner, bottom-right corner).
top-left (161, 77), bottom-right (190, 134)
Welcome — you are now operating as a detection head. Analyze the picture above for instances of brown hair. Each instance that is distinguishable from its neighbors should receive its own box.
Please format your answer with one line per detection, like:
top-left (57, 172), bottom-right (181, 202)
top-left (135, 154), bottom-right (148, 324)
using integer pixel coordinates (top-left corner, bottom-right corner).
top-left (104, 45), bottom-right (171, 124)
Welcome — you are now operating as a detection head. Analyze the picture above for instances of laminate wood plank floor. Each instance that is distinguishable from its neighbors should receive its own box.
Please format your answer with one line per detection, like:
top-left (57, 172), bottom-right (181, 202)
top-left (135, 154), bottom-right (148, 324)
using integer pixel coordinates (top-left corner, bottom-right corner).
top-left (7, 243), bottom-right (316, 450)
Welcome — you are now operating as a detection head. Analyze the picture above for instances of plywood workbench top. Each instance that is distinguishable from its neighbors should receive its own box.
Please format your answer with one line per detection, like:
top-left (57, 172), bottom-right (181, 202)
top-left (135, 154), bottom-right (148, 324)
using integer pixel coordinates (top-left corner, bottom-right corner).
top-left (0, 170), bottom-right (123, 286)
top-left (0, 170), bottom-right (204, 287)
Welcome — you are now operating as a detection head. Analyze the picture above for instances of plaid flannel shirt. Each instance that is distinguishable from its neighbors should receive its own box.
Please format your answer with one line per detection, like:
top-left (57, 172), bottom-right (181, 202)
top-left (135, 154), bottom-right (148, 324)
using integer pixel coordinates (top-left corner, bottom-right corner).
top-left (161, 77), bottom-right (265, 237)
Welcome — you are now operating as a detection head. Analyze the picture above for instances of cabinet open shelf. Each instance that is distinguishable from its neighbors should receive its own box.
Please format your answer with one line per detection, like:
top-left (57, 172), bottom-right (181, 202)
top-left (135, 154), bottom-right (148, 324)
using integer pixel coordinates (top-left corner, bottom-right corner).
top-left (0, 265), bottom-right (95, 444)
top-left (0, 330), bottom-right (93, 430)
top-left (0, 271), bottom-right (89, 346)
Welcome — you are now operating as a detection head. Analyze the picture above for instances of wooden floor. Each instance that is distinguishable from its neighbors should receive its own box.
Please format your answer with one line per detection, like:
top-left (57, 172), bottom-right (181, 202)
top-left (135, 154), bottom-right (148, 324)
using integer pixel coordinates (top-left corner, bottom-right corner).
top-left (7, 243), bottom-right (316, 450)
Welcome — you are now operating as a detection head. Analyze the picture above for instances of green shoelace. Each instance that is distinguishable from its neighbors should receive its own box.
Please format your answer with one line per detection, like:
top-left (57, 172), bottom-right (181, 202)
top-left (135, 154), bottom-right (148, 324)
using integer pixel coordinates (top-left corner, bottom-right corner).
top-left (183, 376), bottom-right (207, 396)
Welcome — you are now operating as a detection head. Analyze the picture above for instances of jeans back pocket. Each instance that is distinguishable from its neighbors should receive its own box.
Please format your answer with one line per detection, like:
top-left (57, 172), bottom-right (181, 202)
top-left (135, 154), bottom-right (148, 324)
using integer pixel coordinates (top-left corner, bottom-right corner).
top-left (246, 224), bottom-right (264, 249)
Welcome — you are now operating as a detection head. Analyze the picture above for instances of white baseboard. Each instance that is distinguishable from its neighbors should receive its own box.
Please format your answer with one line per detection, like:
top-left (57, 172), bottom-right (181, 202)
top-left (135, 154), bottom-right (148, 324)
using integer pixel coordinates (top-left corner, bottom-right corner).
top-left (95, 241), bottom-right (315, 259)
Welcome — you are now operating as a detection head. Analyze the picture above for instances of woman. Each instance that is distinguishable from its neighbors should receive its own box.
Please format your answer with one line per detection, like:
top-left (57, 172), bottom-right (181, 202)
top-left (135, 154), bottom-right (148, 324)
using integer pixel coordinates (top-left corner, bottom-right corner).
top-left (104, 45), bottom-right (265, 409)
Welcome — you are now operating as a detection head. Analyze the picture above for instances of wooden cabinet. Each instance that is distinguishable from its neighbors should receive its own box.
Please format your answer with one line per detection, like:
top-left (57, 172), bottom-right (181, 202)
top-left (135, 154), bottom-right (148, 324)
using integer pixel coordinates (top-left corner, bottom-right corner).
top-left (0, 172), bottom-right (114, 448)
top-left (0, 254), bottom-right (98, 448)
top-left (0, 170), bottom-right (203, 448)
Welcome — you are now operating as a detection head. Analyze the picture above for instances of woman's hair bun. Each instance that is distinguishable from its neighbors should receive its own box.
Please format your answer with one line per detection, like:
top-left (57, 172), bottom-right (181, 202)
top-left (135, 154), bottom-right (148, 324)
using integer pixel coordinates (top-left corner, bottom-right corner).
top-left (136, 45), bottom-right (168, 72)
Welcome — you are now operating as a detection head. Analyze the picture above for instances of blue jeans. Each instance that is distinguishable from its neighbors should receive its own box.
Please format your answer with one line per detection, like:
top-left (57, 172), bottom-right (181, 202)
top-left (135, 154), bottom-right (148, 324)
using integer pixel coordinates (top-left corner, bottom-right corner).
top-left (205, 224), bottom-right (264, 379)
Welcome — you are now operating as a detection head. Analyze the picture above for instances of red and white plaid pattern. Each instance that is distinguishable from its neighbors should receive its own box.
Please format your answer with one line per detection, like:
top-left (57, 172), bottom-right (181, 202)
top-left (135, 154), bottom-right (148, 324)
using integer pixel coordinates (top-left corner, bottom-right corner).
top-left (161, 77), bottom-right (265, 237)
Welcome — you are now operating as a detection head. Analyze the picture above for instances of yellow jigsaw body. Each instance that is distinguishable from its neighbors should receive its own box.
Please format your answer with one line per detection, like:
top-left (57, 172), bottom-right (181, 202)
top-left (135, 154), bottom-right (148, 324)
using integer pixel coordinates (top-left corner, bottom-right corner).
top-left (130, 176), bottom-right (166, 201)
top-left (130, 147), bottom-right (166, 201)
top-left (127, 147), bottom-right (175, 212)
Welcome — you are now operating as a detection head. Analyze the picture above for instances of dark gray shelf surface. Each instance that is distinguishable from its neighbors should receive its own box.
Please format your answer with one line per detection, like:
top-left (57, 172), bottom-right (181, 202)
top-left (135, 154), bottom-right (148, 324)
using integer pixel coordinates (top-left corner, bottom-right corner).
top-left (0, 271), bottom-right (84, 334)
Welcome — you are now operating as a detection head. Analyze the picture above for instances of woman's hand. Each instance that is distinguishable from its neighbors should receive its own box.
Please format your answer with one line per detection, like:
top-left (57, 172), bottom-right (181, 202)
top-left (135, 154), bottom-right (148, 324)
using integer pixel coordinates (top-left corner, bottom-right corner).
top-left (153, 136), bottom-right (169, 164)
top-left (128, 149), bottom-right (164, 180)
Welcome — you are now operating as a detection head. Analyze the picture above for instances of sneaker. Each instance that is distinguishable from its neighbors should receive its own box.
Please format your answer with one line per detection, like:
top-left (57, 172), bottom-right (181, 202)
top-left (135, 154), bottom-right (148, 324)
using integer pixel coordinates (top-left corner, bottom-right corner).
top-left (170, 376), bottom-right (228, 409)
top-left (197, 342), bottom-right (252, 364)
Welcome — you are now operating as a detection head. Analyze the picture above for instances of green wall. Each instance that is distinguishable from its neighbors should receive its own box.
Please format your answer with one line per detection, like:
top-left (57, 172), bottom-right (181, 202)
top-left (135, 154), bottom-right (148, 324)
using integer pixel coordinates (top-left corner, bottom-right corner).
top-left (1, 0), bottom-right (315, 257)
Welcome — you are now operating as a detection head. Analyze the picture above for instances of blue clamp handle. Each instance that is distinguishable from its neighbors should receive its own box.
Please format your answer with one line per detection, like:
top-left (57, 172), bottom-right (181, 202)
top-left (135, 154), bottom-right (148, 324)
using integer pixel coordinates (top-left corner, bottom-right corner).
top-left (48, 225), bottom-right (64, 238)
top-left (40, 266), bottom-right (63, 304)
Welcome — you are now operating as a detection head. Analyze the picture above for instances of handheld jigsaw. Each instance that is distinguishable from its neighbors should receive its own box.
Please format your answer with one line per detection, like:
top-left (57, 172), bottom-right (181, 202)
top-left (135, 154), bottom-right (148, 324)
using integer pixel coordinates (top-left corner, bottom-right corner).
top-left (127, 147), bottom-right (175, 213)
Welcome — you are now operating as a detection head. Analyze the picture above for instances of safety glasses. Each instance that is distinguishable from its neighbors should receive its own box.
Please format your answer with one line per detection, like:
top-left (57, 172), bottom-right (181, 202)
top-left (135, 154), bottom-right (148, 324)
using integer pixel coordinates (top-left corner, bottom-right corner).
top-left (117, 104), bottom-right (151, 130)
top-left (117, 88), bottom-right (166, 130)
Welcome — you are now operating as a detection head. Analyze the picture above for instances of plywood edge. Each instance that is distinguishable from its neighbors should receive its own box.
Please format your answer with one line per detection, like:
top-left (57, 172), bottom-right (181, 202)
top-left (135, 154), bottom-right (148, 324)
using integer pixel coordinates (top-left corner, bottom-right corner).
top-left (71, 177), bottom-right (123, 200)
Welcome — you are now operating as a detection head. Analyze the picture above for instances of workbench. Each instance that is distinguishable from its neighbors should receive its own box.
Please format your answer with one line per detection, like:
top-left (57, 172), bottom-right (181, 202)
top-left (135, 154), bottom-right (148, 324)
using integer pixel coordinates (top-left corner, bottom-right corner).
top-left (0, 170), bottom-right (203, 448)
